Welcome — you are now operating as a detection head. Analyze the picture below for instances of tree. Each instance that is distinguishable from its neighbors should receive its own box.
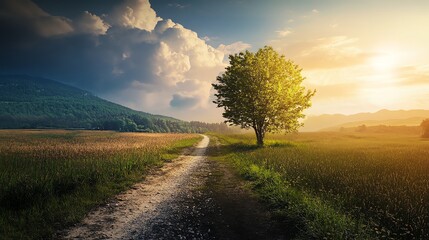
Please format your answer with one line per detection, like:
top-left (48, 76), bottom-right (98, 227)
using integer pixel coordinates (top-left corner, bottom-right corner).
top-left (123, 118), bottom-right (138, 132)
top-left (102, 118), bottom-right (125, 131)
top-left (212, 46), bottom-right (315, 146)
top-left (356, 124), bottom-right (367, 132)
top-left (420, 119), bottom-right (429, 138)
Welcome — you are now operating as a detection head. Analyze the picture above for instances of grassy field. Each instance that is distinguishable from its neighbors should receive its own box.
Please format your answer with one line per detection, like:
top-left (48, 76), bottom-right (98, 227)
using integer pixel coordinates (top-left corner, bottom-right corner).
top-left (0, 130), bottom-right (201, 239)
top-left (209, 132), bottom-right (429, 239)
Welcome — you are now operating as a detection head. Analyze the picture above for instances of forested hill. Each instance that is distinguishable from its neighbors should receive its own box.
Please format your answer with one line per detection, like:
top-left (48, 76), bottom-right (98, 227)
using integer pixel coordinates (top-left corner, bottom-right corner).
top-left (0, 75), bottom-right (227, 133)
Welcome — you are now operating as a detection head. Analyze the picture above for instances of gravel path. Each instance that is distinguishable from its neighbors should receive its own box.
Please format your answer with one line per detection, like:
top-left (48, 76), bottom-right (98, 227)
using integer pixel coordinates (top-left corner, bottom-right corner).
top-left (64, 135), bottom-right (289, 239)
top-left (64, 135), bottom-right (210, 239)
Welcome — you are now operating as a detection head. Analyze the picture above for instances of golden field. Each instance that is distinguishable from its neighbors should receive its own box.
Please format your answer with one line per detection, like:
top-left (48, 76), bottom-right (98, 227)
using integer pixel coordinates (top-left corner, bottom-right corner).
top-left (0, 130), bottom-right (200, 239)
top-left (211, 132), bottom-right (429, 239)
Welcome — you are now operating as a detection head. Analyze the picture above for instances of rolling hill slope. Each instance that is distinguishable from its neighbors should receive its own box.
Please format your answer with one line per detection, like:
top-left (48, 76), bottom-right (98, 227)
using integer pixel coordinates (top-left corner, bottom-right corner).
top-left (0, 75), bottom-right (215, 132)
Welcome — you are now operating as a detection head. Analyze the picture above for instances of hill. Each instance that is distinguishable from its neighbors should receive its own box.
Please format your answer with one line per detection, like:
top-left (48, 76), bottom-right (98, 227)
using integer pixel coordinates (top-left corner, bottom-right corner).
top-left (301, 109), bottom-right (429, 132)
top-left (0, 75), bottom-right (226, 133)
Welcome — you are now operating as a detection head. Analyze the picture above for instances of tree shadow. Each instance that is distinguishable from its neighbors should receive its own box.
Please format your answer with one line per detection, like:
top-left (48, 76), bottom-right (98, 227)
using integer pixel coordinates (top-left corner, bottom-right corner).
top-left (205, 142), bottom-right (257, 157)
top-left (205, 141), bottom-right (294, 157)
top-left (266, 142), bottom-right (294, 148)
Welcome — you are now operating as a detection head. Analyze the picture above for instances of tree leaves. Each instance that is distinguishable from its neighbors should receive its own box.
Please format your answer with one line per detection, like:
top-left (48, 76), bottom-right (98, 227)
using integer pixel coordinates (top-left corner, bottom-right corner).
top-left (212, 46), bottom-right (315, 145)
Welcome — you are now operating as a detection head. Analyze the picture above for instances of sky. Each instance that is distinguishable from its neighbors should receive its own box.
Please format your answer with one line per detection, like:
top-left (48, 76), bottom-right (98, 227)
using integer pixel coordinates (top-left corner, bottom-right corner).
top-left (1, 0), bottom-right (429, 122)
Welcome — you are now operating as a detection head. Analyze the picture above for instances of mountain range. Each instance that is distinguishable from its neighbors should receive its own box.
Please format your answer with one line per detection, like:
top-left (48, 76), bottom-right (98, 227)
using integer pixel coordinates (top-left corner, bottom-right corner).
top-left (301, 109), bottom-right (429, 132)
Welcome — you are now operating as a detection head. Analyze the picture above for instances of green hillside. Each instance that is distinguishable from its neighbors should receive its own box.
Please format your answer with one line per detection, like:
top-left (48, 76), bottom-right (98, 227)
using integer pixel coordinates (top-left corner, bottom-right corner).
top-left (0, 75), bottom-right (224, 133)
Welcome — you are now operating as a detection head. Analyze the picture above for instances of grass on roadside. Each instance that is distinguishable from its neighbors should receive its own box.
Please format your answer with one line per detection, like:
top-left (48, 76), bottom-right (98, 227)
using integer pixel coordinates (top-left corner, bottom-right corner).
top-left (208, 132), bottom-right (428, 239)
top-left (0, 130), bottom-right (201, 239)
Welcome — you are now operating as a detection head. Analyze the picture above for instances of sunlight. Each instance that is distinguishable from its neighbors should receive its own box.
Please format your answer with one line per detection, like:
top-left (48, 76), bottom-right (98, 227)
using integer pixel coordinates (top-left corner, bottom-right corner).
top-left (370, 51), bottom-right (399, 72)
top-left (363, 86), bottom-right (400, 107)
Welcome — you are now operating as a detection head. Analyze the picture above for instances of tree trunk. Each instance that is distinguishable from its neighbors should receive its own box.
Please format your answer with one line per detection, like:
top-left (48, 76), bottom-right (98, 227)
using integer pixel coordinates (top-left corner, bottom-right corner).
top-left (254, 127), bottom-right (264, 147)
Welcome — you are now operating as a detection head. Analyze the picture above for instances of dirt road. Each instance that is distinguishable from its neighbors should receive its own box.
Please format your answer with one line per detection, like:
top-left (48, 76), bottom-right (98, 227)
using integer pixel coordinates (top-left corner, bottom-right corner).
top-left (64, 135), bottom-right (288, 239)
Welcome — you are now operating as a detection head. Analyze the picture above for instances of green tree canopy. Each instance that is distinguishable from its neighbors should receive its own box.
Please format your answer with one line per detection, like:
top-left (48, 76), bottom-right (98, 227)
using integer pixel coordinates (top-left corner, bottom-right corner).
top-left (212, 46), bottom-right (315, 146)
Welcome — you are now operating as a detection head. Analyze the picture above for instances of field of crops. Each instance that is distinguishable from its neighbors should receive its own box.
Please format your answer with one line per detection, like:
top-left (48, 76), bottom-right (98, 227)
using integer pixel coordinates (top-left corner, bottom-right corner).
top-left (212, 132), bottom-right (429, 239)
top-left (0, 130), bottom-right (200, 239)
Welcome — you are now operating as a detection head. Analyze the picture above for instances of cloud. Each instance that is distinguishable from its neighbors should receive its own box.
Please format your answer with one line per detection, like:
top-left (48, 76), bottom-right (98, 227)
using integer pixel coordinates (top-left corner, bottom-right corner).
top-left (153, 41), bottom-right (191, 85)
top-left (0, 0), bottom-right (73, 40)
top-left (112, 0), bottom-right (162, 31)
top-left (274, 36), bottom-right (372, 69)
top-left (312, 9), bottom-right (319, 14)
top-left (276, 29), bottom-right (292, 37)
top-left (0, 0), bottom-right (231, 122)
top-left (301, 36), bottom-right (362, 56)
top-left (170, 94), bottom-right (200, 108)
top-left (308, 83), bottom-right (359, 100)
top-left (75, 11), bottom-right (110, 35)
top-left (156, 20), bottom-right (224, 69)
top-left (396, 65), bottom-right (429, 86)
top-left (217, 41), bottom-right (252, 55)
top-left (168, 3), bottom-right (186, 9)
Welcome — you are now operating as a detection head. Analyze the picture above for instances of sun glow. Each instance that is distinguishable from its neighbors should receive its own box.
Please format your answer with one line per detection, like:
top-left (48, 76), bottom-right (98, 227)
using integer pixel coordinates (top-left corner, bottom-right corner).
top-left (364, 86), bottom-right (399, 107)
top-left (370, 52), bottom-right (399, 71)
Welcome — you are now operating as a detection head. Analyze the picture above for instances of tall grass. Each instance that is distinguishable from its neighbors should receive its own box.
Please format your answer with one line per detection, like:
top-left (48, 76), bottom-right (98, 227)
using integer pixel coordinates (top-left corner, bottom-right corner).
top-left (0, 130), bottom-right (200, 239)
top-left (211, 132), bottom-right (429, 239)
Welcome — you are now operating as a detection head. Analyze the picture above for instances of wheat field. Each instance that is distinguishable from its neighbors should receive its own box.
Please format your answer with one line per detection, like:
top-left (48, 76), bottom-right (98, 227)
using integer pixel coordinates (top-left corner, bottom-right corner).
top-left (213, 132), bottom-right (429, 239)
top-left (0, 130), bottom-right (200, 239)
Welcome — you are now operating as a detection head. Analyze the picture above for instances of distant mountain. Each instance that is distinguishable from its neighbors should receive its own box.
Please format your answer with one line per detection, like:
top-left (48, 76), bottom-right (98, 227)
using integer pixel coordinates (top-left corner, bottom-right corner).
top-left (301, 109), bottom-right (429, 132)
top-left (0, 75), bottom-right (225, 133)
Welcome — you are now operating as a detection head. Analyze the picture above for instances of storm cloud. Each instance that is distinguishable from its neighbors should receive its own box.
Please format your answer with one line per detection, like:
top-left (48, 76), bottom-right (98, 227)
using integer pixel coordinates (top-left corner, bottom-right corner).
top-left (0, 0), bottom-right (245, 121)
